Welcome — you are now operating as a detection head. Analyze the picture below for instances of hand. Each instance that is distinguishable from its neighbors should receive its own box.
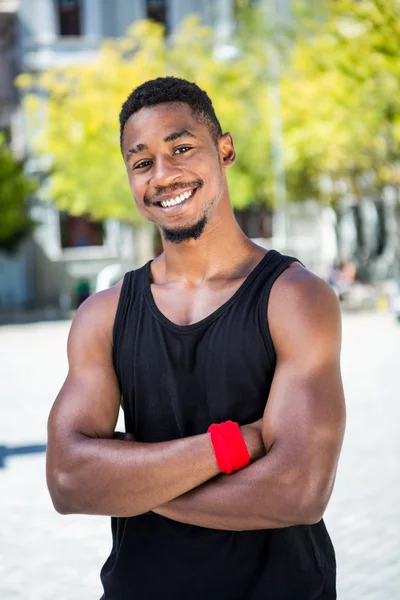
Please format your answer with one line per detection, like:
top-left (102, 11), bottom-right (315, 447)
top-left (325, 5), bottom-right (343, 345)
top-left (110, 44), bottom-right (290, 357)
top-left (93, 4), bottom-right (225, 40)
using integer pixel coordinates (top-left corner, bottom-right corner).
top-left (113, 431), bottom-right (136, 442)
top-left (240, 419), bottom-right (266, 462)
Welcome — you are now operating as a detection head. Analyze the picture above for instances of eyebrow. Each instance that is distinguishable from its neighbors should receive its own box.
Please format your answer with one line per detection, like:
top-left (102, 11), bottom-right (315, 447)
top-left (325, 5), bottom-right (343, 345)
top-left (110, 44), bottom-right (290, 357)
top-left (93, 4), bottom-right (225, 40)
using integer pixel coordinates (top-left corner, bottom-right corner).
top-left (126, 128), bottom-right (197, 160)
top-left (126, 142), bottom-right (147, 158)
top-left (163, 128), bottom-right (197, 143)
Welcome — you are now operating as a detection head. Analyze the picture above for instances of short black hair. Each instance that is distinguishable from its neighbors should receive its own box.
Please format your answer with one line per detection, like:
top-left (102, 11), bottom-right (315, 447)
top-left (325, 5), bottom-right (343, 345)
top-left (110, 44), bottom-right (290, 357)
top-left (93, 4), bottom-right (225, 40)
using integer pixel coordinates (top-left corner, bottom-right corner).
top-left (119, 76), bottom-right (222, 149)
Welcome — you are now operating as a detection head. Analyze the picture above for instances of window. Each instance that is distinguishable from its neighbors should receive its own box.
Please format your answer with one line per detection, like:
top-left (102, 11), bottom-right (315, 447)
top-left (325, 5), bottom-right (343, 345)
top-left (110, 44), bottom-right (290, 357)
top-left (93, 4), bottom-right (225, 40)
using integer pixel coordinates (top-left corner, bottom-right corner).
top-left (146, 0), bottom-right (168, 27)
top-left (60, 213), bottom-right (104, 249)
top-left (57, 0), bottom-right (82, 37)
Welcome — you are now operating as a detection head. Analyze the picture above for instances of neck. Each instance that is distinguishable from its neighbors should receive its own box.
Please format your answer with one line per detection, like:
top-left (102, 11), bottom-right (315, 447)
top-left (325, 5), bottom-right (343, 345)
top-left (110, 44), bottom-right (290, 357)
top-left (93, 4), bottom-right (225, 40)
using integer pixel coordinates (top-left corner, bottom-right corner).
top-left (155, 203), bottom-right (261, 283)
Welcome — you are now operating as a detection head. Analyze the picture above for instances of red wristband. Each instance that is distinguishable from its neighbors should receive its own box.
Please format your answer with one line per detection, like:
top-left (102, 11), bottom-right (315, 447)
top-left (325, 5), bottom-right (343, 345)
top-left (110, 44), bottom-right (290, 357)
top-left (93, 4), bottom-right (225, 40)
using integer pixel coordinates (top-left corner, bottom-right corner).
top-left (208, 420), bottom-right (251, 475)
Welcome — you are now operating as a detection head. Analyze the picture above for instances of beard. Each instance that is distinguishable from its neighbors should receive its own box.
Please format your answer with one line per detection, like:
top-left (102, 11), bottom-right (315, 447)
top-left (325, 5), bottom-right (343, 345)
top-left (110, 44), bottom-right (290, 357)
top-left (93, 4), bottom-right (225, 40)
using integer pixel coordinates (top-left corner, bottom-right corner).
top-left (161, 213), bottom-right (208, 244)
top-left (152, 170), bottom-right (223, 244)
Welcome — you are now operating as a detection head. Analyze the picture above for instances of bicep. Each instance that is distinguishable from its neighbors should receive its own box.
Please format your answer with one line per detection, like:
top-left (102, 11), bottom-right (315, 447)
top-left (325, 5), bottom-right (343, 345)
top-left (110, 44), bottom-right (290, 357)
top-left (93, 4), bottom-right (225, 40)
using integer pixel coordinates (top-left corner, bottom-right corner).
top-left (262, 355), bottom-right (345, 472)
top-left (262, 268), bottom-right (346, 474)
top-left (47, 293), bottom-right (121, 459)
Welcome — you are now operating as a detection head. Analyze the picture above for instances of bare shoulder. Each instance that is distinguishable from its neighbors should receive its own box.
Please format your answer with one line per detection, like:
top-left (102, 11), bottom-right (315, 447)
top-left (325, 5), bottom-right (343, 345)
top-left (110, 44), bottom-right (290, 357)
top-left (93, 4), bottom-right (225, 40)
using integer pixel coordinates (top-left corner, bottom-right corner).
top-left (268, 262), bottom-right (341, 361)
top-left (68, 279), bottom-right (124, 355)
top-left (50, 280), bottom-right (125, 443)
top-left (270, 261), bottom-right (340, 315)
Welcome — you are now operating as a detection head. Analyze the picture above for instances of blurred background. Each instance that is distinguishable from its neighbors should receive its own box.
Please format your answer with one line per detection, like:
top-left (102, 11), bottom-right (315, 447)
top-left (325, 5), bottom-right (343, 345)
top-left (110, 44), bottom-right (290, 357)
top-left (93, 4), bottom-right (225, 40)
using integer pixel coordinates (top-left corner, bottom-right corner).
top-left (0, 0), bottom-right (399, 598)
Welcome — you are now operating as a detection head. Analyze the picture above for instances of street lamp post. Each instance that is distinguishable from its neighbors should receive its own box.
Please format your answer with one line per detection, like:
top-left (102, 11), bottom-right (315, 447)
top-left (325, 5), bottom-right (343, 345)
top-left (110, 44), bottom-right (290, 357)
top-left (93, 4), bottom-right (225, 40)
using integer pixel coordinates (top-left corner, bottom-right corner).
top-left (264, 0), bottom-right (290, 250)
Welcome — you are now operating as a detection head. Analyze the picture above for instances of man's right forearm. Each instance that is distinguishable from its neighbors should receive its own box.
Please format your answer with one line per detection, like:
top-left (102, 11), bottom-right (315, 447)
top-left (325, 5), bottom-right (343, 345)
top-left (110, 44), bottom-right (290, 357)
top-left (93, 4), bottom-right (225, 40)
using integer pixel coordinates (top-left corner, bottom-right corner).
top-left (46, 423), bottom-right (264, 517)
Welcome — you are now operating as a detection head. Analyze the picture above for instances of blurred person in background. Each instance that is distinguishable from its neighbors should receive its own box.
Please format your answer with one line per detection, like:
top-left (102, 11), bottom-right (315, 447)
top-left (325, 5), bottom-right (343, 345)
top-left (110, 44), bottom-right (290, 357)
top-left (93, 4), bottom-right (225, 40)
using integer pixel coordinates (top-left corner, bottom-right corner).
top-left (46, 77), bottom-right (346, 600)
top-left (393, 280), bottom-right (400, 323)
top-left (327, 259), bottom-right (356, 302)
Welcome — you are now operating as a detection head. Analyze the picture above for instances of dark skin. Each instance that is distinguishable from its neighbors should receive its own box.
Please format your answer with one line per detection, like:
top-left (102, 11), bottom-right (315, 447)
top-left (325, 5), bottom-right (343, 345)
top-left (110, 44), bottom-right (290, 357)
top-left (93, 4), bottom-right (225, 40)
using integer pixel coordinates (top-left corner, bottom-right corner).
top-left (46, 102), bottom-right (345, 530)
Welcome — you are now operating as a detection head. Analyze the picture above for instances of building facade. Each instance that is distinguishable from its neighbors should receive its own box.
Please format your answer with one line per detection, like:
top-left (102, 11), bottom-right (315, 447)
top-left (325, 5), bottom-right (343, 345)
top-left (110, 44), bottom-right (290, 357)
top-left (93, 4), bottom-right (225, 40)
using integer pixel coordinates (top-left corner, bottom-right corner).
top-left (0, 0), bottom-right (32, 312)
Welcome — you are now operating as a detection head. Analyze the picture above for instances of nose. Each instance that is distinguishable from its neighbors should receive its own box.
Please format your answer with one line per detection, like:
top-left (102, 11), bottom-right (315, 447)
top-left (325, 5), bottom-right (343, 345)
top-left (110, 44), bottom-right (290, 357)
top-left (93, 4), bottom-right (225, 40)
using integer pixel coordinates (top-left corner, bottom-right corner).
top-left (150, 155), bottom-right (182, 188)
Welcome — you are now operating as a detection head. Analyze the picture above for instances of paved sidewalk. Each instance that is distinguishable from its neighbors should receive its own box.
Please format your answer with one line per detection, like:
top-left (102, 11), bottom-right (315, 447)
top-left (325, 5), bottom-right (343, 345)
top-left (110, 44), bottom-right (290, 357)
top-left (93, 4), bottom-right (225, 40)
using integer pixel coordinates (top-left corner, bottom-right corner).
top-left (0, 313), bottom-right (399, 599)
top-left (325, 312), bottom-right (400, 599)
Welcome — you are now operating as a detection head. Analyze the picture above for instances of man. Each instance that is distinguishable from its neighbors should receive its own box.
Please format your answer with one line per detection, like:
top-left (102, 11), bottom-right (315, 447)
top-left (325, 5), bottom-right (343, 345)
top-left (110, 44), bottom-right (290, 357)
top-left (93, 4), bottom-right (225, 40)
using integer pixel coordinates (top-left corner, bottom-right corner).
top-left (46, 77), bottom-right (345, 599)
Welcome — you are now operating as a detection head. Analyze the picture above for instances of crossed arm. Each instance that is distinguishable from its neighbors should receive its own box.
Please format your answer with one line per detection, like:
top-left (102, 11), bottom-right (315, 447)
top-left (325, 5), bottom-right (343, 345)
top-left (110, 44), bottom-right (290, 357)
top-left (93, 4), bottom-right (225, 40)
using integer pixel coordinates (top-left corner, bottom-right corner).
top-left (46, 265), bottom-right (345, 530)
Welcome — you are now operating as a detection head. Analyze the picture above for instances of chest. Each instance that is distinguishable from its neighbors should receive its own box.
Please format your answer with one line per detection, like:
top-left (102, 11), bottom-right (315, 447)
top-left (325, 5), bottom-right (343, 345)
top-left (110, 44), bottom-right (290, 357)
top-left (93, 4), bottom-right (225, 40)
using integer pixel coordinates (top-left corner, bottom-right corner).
top-left (118, 303), bottom-right (274, 442)
top-left (150, 278), bottom-right (247, 326)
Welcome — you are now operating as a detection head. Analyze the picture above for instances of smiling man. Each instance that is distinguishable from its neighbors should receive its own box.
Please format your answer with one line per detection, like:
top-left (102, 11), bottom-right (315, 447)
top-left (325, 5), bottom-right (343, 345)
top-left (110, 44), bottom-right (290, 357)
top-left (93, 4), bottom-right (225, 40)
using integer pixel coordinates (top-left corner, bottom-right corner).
top-left (46, 77), bottom-right (345, 600)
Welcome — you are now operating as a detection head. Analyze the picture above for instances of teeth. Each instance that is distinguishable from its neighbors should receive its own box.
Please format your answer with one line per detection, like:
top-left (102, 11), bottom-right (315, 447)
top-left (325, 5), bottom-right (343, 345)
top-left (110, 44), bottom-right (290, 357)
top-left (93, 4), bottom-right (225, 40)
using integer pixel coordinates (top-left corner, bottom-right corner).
top-left (160, 189), bottom-right (193, 208)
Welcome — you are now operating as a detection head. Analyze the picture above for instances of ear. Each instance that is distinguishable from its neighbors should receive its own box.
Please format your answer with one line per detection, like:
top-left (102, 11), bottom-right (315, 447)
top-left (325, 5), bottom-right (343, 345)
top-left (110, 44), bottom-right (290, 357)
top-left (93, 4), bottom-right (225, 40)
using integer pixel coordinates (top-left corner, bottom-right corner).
top-left (218, 132), bottom-right (236, 169)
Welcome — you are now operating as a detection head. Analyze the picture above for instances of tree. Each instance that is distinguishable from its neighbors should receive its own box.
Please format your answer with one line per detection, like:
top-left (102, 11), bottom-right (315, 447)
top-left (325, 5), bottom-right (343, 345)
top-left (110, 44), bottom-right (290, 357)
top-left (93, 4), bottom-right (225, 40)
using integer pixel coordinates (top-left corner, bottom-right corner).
top-left (282, 0), bottom-right (400, 203)
top-left (237, 0), bottom-right (400, 204)
top-left (0, 135), bottom-right (37, 253)
top-left (17, 2), bottom-right (400, 222)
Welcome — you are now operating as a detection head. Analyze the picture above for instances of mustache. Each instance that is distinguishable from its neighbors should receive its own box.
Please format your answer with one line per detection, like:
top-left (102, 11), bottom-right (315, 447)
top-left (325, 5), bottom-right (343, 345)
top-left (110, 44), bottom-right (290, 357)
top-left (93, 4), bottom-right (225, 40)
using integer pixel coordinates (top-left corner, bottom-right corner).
top-left (144, 179), bottom-right (204, 206)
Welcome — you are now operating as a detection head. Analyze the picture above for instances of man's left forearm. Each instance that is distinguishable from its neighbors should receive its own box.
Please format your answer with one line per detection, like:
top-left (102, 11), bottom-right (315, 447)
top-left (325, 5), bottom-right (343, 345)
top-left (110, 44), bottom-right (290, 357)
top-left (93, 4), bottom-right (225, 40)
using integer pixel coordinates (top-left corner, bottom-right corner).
top-left (152, 449), bottom-right (311, 531)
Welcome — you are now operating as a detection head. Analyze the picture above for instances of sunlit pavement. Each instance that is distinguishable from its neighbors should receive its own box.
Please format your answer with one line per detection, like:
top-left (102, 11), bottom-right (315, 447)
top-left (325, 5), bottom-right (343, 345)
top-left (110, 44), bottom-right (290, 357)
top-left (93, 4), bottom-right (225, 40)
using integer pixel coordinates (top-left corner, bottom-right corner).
top-left (0, 312), bottom-right (399, 599)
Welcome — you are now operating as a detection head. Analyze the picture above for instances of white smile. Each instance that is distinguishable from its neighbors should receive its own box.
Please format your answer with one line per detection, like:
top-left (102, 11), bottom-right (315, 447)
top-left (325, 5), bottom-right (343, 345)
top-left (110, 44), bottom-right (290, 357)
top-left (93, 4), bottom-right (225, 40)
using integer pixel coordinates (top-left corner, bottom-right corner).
top-left (159, 189), bottom-right (194, 209)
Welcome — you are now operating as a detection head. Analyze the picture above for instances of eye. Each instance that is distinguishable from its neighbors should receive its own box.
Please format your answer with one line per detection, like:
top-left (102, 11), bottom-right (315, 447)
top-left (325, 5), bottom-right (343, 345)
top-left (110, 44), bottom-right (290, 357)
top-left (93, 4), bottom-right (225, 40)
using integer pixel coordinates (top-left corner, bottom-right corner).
top-left (133, 160), bottom-right (152, 170)
top-left (173, 146), bottom-right (191, 155)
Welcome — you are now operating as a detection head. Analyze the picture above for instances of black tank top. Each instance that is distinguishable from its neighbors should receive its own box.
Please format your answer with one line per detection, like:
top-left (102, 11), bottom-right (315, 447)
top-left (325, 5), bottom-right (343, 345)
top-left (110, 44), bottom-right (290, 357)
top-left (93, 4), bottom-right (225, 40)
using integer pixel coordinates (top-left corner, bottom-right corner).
top-left (100, 250), bottom-right (336, 600)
